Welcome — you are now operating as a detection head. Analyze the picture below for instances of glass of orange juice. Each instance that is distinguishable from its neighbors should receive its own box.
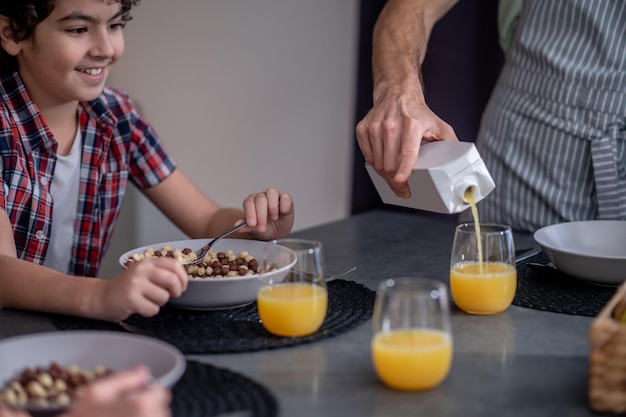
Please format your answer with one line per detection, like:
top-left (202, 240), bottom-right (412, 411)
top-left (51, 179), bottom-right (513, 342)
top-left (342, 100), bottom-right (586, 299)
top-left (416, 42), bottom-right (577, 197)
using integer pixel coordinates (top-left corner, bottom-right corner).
top-left (450, 223), bottom-right (517, 315)
top-left (257, 239), bottom-right (328, 337)
top-left (371, 278), bottom-right (452, 391)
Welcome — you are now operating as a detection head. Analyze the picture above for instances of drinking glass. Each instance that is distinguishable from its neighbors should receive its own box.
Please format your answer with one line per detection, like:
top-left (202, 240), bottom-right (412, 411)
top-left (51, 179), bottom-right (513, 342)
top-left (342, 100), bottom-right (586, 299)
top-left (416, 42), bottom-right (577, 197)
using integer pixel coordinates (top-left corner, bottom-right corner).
top-left (257, 239), bottom-right (328, 337)
top-left (450, 223), bottom-right (517, 315)
top-left (371, 278), bottom-right (452, 391)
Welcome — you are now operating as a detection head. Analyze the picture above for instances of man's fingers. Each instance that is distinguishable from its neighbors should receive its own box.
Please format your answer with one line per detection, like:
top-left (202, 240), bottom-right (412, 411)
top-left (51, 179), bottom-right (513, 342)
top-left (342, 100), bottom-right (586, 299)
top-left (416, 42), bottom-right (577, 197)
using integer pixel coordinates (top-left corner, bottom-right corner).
top-left (384, 173), bottom-right (411, 199)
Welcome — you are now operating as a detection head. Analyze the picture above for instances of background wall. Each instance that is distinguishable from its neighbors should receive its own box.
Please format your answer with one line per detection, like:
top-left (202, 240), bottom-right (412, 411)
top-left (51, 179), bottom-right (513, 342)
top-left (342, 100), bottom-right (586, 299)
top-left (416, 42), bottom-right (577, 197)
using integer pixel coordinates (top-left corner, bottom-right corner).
top-left (99, 0), bottom-right (359, 277)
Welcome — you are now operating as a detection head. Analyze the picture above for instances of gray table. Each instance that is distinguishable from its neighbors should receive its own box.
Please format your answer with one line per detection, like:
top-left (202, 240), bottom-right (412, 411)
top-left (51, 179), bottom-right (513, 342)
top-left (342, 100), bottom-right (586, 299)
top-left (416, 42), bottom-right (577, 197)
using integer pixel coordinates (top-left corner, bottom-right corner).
top-left (0, 209), bottom-right (602, 417)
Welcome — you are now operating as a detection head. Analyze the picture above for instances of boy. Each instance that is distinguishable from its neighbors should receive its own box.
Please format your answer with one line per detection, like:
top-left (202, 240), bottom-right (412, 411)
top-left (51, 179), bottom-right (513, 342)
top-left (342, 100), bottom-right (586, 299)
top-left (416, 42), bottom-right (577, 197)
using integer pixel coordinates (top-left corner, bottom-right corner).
top-left (0, 0), bottom-right (295, 322)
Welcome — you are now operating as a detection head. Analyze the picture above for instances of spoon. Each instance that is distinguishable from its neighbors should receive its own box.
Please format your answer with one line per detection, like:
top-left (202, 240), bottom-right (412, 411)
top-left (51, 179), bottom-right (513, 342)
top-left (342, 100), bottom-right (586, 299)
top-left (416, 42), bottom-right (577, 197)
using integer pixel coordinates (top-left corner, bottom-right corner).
top-left (117, 320), bottom-right (152, 337)
top-left (326, 266), bottom-right (357, 282)
top-left (183, 221), bottom-right (249, 265)
top-left (526, 261), bottom-right (557, 271)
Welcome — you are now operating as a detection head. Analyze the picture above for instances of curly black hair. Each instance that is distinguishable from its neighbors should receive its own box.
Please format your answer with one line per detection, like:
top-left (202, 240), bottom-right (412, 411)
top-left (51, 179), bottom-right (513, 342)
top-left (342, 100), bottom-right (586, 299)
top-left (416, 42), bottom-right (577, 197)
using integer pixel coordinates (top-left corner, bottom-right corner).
top-left (0, 0), bottom-right (141, 75)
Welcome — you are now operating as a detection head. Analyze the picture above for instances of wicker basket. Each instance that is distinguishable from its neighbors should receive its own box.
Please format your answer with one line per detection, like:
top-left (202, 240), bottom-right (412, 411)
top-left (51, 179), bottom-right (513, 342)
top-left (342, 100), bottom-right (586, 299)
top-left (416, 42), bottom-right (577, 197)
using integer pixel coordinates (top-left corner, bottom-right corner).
top-left (589, 281), bottom-right (626, 414)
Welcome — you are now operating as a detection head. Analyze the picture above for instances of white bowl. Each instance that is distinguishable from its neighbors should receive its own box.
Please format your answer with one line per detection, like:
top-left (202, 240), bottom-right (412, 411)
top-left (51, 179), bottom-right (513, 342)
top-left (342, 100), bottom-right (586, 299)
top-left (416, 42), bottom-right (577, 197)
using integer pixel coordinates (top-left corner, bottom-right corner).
top-left (0, 331), bottom-right (185, 416)
top-left (533, 220), bottom-right (626, 286)
top-left (119, 238), bottom-right (296, 310)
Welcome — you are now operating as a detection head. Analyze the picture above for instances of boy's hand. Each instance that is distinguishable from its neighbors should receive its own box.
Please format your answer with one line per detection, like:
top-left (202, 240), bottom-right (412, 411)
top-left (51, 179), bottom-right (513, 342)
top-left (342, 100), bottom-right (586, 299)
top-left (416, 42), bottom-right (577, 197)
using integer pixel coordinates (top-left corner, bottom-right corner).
top-left (96, 258), bottom-right (188, 321)
top-left (242, 187), bottom-right (294, 241)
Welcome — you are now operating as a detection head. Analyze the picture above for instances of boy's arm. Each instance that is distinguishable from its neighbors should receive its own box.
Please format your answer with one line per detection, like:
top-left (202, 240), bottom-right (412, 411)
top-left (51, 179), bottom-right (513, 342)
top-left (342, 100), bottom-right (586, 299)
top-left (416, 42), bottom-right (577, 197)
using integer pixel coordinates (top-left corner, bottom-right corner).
top-left (142, 169), bottom-right (250, 239)
top-left (0, 208), bottom-right (99, 316)
top-left (0, 207), bottom-right (16, 257)
top-left (143, 169), bottom-right (294, 241)
top-left (0, 208), bottom-right (188, 321)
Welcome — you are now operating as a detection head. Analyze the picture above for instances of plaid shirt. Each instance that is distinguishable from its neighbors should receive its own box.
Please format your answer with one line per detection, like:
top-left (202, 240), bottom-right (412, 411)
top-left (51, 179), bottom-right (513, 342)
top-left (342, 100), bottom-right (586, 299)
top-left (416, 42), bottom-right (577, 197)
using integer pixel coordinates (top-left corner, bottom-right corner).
top-left (0, 72), bottom-right (176, 277)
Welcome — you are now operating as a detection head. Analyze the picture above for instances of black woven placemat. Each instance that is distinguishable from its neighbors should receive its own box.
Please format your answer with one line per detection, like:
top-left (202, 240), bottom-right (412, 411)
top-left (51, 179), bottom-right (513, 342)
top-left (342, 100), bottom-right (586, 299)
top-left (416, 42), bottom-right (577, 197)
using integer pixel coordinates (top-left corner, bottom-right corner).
top-left (513, 251), bottom-right (616, 317)
top-left (51, 279), bottom-right (375, 354)
top-left (172, 360), bottom-right (278, 417)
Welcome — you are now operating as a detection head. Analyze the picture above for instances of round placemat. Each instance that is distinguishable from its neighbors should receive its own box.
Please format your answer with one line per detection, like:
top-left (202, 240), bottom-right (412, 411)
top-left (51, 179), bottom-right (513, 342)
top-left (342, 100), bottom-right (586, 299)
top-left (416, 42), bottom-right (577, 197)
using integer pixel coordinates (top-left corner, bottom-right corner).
top-left (514, 251), bottom-right (616, 317)
top-left (51, 279), bottom-right (375, 354)
top-left (172, 360), bottom-right (278, 417)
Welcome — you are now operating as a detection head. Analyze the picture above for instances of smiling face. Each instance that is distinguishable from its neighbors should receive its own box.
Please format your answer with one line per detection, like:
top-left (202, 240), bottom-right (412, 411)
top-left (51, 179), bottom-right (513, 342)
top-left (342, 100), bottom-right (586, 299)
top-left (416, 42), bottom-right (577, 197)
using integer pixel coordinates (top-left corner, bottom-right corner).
top-left (7, 0), bottom-right (127, 110)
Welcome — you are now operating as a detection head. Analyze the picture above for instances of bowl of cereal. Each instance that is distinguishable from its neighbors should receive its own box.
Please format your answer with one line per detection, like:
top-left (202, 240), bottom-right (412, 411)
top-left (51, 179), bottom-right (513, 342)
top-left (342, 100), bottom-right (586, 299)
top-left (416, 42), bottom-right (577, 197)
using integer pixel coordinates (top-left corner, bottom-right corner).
top-left (0, 331), bottom-right (185, 416)
top-left (119, 238), bottom-right (297, 310)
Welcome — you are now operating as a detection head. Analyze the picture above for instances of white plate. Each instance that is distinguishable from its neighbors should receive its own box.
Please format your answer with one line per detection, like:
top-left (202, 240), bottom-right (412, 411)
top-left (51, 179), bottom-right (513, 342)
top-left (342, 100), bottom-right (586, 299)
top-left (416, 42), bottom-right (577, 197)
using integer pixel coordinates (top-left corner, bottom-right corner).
top-left (533, 220), bottom-right (626, 286)
top-left (119, 238), bottom-right (296, 310)
top-left (0, 331), bottom-right (185, 416)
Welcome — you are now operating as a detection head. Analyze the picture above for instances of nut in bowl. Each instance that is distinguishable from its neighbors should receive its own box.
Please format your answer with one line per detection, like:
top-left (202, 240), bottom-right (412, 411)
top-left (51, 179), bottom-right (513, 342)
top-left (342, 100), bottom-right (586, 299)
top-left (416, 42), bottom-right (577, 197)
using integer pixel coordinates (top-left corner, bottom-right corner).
top-left (0, 331), bottom-right (185, 417)
top-left (119, 238), bottom-right (297, 310)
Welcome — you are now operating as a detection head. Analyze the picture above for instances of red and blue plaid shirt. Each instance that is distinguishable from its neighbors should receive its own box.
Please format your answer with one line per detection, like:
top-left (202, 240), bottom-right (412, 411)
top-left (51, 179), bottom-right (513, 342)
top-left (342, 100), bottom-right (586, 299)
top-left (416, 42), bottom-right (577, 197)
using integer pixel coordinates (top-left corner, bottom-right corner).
top-left (0, 72), bottom-right (176, 277)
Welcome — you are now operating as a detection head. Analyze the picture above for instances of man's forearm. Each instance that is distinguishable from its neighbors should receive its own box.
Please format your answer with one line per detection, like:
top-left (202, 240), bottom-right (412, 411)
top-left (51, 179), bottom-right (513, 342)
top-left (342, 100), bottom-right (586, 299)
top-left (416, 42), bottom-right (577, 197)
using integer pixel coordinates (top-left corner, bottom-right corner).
top-left (371, 0), bottom-right (459, 99)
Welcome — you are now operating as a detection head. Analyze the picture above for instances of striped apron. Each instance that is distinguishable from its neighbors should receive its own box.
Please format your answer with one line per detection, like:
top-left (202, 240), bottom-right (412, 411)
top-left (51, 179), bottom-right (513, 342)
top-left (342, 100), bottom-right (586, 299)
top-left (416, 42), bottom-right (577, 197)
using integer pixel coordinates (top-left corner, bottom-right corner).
top-left (463, 0), bottom-right (626, 233)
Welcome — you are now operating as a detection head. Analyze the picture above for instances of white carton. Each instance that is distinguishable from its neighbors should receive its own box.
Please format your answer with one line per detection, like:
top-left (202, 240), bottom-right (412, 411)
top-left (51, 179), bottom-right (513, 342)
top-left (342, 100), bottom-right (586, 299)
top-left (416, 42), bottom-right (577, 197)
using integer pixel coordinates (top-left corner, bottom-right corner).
top-left (365, 141), bottom-right (495, 214)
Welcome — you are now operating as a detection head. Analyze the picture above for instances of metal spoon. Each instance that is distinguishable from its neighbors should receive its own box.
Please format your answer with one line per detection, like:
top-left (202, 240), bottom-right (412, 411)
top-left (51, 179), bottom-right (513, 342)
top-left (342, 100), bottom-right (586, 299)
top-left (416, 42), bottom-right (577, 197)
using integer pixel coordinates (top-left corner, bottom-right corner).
top-left (326, 266), bottom-right (357, 282)
top-left (183, 221), bottom-right (248, 265)
top-left (117, 320), bottom-right (152, 337)
top-left (526, 261), bottom-right (557, 271)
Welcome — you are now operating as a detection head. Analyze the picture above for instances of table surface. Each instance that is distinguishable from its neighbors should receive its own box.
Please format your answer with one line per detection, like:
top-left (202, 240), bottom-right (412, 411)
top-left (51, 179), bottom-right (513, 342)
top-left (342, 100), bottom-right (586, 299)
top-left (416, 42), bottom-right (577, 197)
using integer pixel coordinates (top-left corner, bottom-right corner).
top-left (0, 209), bottom-right (605, 417)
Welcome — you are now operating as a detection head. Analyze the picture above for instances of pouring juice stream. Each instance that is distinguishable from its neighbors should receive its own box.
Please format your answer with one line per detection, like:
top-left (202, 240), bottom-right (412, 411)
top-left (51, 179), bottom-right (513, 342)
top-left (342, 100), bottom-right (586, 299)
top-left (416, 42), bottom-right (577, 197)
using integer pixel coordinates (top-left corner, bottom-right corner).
top-left (464, 188), bottom-right (483, 274)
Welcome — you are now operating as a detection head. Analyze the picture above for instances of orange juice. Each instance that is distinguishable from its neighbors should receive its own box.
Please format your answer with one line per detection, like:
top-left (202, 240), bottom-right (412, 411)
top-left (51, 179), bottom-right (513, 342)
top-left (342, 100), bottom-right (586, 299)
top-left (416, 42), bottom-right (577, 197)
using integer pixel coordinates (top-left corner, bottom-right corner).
top-left (450, 261), bottom-right (516, 314)
top-left (257, 283), bottom-right (328, 337)
top-left (372, 329), bottom-right (452, 391)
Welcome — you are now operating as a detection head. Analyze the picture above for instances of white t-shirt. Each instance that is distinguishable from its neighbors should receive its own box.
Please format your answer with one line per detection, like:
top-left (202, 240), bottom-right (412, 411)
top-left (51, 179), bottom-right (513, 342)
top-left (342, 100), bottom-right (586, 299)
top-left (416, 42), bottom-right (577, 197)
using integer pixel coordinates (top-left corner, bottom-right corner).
top-left (43, 129), bottom-right (81, 273)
